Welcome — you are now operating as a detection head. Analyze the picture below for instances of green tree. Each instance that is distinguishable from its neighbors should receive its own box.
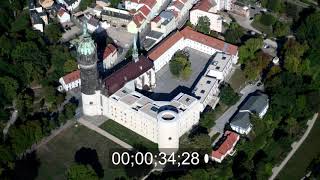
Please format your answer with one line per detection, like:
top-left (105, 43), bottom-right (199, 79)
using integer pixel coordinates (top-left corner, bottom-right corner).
top-left (169, 52), bottom-right (192, 80)
top-left (64, 59), bottom-right (77, 73)
top-left (64, 103), bottom-right (77, 119)
top-left (225, 22), bottom-right (244, 44)
top-left (260, 14), bottom-right (276, 26)
top-left (267, 0), bottom-right (283, 12)
top-left (0, 35), bottom-right (13, 57)
top-left (297, 12), bottom-right (320, 50)
top-left (79, 0), bottom-right (95, 11)
top-left (66, 164), bottom-right (98, 180)
top-left (196, 16), bottom-right (211, 35)
top-left (9, 120), bottom-right (43, 154)
top-left (44, 22), bottom-right (62, 43)
top-left (238, 38), bottom-right (263, 64)
top-left (10, 10), bottom-right (29, 33)
top-left (219, 84), bottom-right (240, 106)
top-left (273, 21), bottom-right (290, 37)
top-left (243, 51), bottom-right (270, 80)
top-left (0, 76), bottom-right (19, 102)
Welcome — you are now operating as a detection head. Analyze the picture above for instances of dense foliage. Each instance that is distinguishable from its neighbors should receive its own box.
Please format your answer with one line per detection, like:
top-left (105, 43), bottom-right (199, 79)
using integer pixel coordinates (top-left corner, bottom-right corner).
top-left (219, 84), bottom-right (240, 106)
top-left (225, 22), bottom-right (245, 45)
top-left (0, 1), bottom-right (78, 179)
top-left (169, 51), bottom-right (192, 80)
top-left (195, 16), bottom-right (211, 35)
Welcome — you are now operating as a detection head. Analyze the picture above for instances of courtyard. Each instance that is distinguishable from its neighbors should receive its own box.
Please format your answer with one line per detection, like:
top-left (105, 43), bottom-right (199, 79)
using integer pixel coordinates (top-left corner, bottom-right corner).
top-left (152, 48), bottom-right (212, 99)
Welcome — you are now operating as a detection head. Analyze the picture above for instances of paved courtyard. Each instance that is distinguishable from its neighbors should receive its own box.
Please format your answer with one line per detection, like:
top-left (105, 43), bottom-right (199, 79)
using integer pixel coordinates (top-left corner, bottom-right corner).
top-left (153, 48), bottom-right (212, 96)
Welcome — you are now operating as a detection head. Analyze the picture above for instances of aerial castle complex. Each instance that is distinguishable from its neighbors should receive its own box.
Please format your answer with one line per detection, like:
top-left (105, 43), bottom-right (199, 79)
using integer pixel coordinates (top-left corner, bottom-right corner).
top-left (78, 23), bottom-right (238, 152)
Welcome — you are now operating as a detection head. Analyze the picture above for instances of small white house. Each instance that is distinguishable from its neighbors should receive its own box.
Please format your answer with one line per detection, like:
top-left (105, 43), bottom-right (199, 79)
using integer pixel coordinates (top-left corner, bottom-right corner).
top-left (58, 70), bottom-right (81, 92)
top-left (57, 8), bottom-right (71, 24)
top-left (103, 44), bottom-right (118, 70)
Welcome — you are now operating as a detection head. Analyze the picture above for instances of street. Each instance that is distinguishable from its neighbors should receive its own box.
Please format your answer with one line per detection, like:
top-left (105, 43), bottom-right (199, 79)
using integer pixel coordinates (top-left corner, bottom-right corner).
top-left (209, 81), bottom-right (264, 137)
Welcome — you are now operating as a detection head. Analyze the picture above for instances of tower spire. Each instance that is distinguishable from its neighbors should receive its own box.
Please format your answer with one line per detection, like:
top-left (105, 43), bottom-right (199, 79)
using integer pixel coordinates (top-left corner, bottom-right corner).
top-left (132, 34), bottom-right (139, 62)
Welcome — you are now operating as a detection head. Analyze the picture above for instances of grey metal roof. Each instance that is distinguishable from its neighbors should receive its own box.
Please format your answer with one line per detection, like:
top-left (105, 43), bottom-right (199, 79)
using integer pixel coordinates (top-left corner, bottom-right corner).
top-left (143, 38), bottom-right (157, 50)
top-left (148, 31), bottom-right (163, 39)
top-left (160, 11), bottom-right (174, 21)
top-left (230, 112), bottom-right (251, 129)
top-left (240, 94), bottom-right (268, 114)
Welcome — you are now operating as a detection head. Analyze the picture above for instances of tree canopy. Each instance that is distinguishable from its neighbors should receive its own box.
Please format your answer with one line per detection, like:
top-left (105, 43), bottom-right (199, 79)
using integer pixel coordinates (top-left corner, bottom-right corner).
top-left (195, 16), bottom-right (211, 35)
top-left (219, 84), bottom-right (240, 106)
top-left (169, 51), bottom-right (192, 80)
top-left (238, 38), bottom-right (263, 64)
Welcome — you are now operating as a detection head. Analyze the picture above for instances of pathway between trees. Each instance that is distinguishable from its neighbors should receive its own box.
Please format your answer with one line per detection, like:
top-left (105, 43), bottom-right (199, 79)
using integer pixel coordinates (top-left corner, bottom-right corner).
top-left (269, 113), bottom-right (319, 180)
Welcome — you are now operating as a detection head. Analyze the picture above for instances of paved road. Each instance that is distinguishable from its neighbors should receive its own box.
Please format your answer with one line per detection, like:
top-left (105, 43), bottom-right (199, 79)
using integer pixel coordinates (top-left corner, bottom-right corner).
top-left (3, 109), bottom-right (18, 138)
top-left (78, 118), bottom-right (133, 150)
top-left (209, 82), bottom-right (264, 137)
top-left (229, 12), bottom-right (262, 34)
top-left (269, 113), bottom-right (319, 180)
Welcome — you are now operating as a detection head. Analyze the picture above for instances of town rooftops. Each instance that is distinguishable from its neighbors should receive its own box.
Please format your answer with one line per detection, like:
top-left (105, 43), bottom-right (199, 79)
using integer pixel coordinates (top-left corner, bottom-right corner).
top-left (192, 0), bottom-right (214, 12)
top-left (229, 112), bottom-right (251, 130)
top-left (148, 30), bottom-right (184, 60)
top-left (139, 5), bottom-right (151, 17)
top-left (103, 44), bottom-right (117, 59)
top-left (212, 131), bottom-right (240, 160)
top-left (104, 56), bottom-right (154, 96)
top-left (62, 70), bottom-right (80, 84)
top-left (239, 93), bottom-right (269, 115)
top-left (64, 0), bottom-right (78, 6)
top-left (141, 0), bottom-right (156, 9)
top-left (88, 17), bottom-right (99, 27)
top-left (181, 27), bottom-right (238, 55)
top-left (148, 27), bottom-right (238, 61)
top-left (57, 8), bottom-right (68, 17)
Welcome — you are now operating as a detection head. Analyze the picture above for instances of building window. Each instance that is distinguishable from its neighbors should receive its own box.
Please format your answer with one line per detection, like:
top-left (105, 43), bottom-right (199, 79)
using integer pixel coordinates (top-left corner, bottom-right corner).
top-left (206, 80), bottom-right (211, 84)
top-left (186, 98), bottom-right (190, 102)
top-left (200, 90), bottom-right (205, 94)
top-left (90, 101), bottom-right (93, 105)
top-left (168, 137), bottom-right (172, 140)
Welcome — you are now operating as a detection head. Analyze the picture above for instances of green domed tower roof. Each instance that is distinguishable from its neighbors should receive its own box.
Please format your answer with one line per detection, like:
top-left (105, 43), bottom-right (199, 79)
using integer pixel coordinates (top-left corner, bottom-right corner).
top-left (77, 22), bottom-right (95, 56)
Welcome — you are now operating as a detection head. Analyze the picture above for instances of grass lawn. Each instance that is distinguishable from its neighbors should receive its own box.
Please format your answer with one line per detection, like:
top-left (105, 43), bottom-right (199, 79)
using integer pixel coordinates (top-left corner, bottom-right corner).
top-left (36, 124), bottom-right (128, 180)
top-left (100, 120), bottom-right (158, 152)
top-left (277, 117), bottom-right (320, 180)
top-left (228, 68), bottom-right (247, 92)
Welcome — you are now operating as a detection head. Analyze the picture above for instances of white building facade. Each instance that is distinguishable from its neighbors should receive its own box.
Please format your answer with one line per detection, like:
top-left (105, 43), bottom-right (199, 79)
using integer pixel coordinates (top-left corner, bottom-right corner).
top-left (58, 70), bottom-right (81, 91)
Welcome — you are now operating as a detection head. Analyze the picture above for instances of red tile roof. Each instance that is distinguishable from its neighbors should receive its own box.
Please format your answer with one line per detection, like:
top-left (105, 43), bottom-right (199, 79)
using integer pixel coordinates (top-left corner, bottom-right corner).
top-left (62, 70), bottom-right (80, 84)
top-left (133, 12), bottom-right (145, 27)
top-left (103, 44), bottom-right (117, 60)
top-left (173, 0), bottom-right (184, 10)
top-left (141, 0), bottom-right (156, 9)
top-left (181, 27), bottom-right (238, 55)
top-left (152, 16), bottom-right (161, 23)
top-left (104, 56), bottom-right (153, 95)
top-left (58, 8), bottom-right (67, 17)
top-left (192, 0), bottom-right (213, 12)
top-left (139, 5), bottom-right (151, 17)
top-left (148, 31), bottom-right (184, 61)
top-left (148, 27), bottom-right (238, 60)
top-left (211, 131), bottom-right (239, 160)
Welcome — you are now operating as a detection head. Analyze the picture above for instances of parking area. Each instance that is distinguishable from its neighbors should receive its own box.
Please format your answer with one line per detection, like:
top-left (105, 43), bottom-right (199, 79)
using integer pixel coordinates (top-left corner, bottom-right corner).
top-left (153, 48), bottom-right (212, 94)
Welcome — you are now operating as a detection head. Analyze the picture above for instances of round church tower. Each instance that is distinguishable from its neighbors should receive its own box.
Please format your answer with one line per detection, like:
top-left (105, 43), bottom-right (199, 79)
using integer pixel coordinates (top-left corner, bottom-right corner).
top-left (77, 23), bottom-right (99, 116)
top-left (157, 109), bottom-right (180, 154)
